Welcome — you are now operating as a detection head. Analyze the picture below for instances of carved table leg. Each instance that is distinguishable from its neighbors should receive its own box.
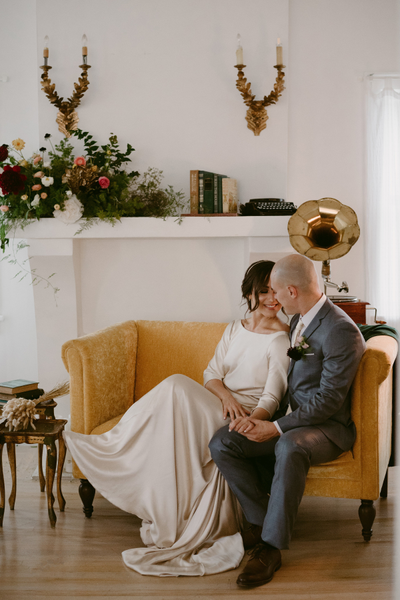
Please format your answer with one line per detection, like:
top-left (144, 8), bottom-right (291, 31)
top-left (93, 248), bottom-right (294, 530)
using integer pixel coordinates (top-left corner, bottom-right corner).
top-left (56, 435), bottom-right (66, 512)
top-left (0, 443), bottom-right (4, 527)
top-left (6, 443), bottom-right (16, 509)
top-left (46, 441), bottom-right (57, 527)
top-left (380, 469), bottom-right (388, 498)
top-left (358, 499), bottom-right (376, 541)
top-left (79, 479), bottom-right (95, 518)
top-left (38, 443), bottom-right (45, 492)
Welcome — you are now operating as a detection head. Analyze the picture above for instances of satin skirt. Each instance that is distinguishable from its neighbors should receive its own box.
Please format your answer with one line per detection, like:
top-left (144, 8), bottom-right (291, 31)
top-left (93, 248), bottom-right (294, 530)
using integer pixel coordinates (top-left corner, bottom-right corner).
top-left (64, 374), bottom-right (244, 576)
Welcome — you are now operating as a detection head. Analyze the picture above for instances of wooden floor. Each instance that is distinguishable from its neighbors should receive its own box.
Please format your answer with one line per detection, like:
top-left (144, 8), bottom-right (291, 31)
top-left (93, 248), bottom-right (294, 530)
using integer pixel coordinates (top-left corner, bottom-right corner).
top-left (0, 445), bottom-right (397, 600)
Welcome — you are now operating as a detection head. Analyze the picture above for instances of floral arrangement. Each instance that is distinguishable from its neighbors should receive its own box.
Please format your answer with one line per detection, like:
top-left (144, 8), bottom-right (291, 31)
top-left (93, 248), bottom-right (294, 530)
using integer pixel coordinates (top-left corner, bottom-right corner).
top-left (0, 130), bottom-right (186, 250)
top-left (287, 335), bottom-right (311, 361)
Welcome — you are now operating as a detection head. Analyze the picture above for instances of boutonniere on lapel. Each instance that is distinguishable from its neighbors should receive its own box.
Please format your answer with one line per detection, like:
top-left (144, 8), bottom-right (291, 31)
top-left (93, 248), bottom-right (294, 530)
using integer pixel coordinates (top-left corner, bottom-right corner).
top-left (287, 336), bottom-right (312, 361)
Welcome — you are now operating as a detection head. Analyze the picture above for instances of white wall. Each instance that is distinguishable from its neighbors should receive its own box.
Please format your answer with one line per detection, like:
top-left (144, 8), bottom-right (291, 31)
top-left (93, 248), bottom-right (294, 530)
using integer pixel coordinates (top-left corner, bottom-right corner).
top-left (0, 0), bottom-right (399, 397)
top-left (0, 1), bottom-right (39, 382)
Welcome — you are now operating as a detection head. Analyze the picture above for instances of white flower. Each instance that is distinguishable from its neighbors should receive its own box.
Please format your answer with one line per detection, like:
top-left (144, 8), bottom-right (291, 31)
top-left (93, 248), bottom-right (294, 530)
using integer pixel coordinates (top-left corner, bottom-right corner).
top-left (66, 190), bottom-right (73, 197)
top-left (31, 194), bottom-right (40, 207)
top-left (43, 161), bottom-right (50, 168)
top-left (41, 176), bottom-right (54, 187)
top-left (0, 167), bottom-right (3, 174)
top-left (53, 194), bottom-right (83, 224)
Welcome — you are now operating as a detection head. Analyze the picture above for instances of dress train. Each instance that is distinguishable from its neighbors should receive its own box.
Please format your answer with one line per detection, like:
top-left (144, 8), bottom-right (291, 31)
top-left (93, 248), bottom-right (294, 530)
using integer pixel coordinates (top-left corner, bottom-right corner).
top-left (64, 374), bottom-right (244, 576)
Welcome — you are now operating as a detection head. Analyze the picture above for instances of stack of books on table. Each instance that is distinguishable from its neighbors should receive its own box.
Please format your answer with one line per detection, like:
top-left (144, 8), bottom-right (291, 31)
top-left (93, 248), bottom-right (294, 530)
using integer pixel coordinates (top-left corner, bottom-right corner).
top-left (186, 170), bottom-right (238, 215)
top-left (0, 379), bottom-right (42, 407)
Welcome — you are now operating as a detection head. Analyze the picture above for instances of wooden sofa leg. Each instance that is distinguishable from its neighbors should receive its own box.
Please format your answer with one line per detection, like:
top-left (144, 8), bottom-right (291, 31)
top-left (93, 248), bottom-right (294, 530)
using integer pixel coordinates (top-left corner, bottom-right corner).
top-left (380, 469), bottom-right (388, 498)
top-left (79, 479), bottom-right (96, 518)
top-left (358, 500), bottom-right (376, 541)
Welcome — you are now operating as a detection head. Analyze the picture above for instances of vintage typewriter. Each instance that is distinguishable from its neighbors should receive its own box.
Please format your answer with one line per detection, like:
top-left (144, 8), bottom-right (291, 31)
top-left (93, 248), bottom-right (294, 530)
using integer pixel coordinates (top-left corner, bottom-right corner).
top-left (239, 198), bottom-right (297, 216)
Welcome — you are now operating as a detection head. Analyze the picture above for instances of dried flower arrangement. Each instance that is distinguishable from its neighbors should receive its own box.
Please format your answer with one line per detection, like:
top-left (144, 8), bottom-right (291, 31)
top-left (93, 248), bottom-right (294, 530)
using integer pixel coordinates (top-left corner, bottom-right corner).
top-left (0, 381), bottom-right (70, 431)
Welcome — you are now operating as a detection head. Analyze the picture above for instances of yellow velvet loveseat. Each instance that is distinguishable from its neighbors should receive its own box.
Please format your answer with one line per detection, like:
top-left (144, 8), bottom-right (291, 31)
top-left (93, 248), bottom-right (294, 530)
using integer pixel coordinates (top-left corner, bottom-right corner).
top-left (61, 320), bottom-right (398, 541)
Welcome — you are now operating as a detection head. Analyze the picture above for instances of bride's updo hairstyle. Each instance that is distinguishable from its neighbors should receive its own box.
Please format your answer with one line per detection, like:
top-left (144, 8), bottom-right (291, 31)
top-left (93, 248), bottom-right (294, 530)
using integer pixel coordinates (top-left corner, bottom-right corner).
top-left (241, 260), bottom-right (275, 313)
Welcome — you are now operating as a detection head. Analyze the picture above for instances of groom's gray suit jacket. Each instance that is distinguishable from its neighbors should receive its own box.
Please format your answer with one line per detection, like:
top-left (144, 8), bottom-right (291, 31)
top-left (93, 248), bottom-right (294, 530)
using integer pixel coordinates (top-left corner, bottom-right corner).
top-left (274, 298), bottom-right (366, 452)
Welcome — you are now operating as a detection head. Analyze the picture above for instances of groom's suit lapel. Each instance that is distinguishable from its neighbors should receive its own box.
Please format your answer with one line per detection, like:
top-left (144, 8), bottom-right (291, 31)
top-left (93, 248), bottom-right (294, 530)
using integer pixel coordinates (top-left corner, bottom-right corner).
top-left (288, 299), bottom-right (332, 377)
top-left (302, 298), bottom-right (332, 339)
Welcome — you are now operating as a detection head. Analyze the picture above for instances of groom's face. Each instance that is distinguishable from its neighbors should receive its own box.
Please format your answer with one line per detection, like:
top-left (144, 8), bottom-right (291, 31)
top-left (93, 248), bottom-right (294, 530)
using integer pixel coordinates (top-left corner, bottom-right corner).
top-left (270, 272), bottom-right (296, 314)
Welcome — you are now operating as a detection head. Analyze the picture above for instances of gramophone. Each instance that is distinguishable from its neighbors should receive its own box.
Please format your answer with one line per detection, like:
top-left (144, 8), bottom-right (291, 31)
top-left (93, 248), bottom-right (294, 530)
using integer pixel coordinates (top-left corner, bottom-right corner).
top-left (287, 198), bottom-right (360, 298)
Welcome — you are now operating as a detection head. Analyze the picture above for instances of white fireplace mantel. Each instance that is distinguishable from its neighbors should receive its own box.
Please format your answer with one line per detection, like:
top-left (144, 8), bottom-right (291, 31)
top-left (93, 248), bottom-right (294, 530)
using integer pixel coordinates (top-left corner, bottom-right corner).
top-left (13, 215), bottom-right (290, 240)
top-left (11, 216), bottom-right (292, 419)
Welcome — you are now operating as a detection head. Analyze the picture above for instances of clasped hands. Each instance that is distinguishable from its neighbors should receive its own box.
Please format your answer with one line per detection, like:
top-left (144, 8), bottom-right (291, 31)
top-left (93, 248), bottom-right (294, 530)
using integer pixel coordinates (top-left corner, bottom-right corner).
top-left (206, 380), bottom-right (280, 443)
top-left (228, 415), bottom-right (280, 443)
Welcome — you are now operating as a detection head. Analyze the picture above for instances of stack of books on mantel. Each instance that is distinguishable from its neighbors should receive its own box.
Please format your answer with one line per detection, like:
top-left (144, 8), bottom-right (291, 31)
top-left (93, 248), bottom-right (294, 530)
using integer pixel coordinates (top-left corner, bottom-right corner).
top-left (0, 379), bottom-right (42, 407)
top-left (184, 170), bottom-right (238, 216)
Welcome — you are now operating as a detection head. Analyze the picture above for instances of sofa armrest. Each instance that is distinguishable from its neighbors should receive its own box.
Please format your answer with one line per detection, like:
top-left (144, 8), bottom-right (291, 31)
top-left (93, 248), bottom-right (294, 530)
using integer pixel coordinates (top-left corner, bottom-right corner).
top-left (350, 335), bottom-right (398, 497)
top-left (61, 320), bottom-right (138, 435)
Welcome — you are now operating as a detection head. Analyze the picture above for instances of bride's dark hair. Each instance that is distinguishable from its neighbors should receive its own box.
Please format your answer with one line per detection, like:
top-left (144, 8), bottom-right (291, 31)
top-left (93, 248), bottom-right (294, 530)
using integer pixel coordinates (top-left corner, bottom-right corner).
top-left (241, 260), bottom-right (276, 313)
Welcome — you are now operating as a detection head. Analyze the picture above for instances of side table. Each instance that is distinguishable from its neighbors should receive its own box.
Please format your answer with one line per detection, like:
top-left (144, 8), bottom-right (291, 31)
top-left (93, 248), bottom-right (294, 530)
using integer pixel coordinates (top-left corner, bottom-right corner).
top-left (0, 397), bottom-right (58, 494)
top-left (0, 419), bottom-right (68, 527)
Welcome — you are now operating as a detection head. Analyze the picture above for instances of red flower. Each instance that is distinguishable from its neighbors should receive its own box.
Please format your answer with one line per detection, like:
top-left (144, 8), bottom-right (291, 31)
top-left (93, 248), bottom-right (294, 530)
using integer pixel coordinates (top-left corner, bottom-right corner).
top-left (0, 165), bottom-right (27, 195)
top-left (0, 144), bottom-right (8, 162)
top-left (98, 176), bottom-right (110, 189)
top-left (74, 156), bottom-right (86, 167)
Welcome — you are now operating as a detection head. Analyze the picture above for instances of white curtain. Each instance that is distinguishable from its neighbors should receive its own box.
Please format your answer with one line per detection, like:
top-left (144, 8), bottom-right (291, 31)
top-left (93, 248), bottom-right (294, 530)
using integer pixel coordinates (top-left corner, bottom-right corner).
top-left (366, 75), bottom-right (400, 597)
top-left (365, 76), bottom-right (400, 327)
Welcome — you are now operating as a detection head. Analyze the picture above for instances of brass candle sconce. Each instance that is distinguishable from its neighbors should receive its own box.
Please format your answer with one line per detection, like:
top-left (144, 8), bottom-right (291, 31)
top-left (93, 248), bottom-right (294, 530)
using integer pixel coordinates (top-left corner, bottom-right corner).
top-left (40, 35), bottom-right (91, 137)
top-left (235, 35), bottom-right (285, 136)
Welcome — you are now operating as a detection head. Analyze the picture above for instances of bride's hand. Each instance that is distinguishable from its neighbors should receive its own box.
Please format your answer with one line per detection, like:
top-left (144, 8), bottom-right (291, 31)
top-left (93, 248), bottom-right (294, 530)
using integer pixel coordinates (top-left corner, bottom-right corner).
top-left (229, 416), bottom-right (256, 433)
top-left (221, 397), bottom-right (251, 420)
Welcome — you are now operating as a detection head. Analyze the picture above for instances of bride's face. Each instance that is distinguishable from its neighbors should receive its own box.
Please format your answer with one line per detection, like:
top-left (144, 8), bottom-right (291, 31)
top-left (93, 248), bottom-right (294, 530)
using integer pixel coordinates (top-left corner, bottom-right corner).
top-left (249, 280), bottom-right (282, 317)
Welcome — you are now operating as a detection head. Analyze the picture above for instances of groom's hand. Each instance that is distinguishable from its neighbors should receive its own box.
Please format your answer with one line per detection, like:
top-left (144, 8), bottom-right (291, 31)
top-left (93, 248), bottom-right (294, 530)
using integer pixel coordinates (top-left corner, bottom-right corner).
top-left (230, 418), bottom-right (280, 443)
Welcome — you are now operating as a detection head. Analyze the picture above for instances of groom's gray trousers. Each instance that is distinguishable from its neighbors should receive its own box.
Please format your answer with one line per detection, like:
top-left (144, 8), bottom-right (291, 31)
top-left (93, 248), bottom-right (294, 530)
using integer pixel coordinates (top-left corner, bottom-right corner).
top-left (209, 425), bottom-right (343, 549)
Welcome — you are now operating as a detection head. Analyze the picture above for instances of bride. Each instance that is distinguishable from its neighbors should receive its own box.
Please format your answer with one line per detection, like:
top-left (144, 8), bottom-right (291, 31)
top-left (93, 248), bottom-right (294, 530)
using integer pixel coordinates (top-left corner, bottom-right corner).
top-left (64, 260), bottom-right (290, 577)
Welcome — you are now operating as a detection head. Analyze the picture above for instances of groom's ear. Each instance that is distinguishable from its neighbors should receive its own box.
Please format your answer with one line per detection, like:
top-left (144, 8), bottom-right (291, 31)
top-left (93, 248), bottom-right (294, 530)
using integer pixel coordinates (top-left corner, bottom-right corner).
top-left (288, 285), bottom-right (298, 298)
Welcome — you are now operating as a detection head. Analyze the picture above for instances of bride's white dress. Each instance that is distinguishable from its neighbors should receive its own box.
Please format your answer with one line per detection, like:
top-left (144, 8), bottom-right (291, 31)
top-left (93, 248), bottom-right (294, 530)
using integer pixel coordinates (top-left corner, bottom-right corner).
top-left (64, 320), bottom-right (289, 577)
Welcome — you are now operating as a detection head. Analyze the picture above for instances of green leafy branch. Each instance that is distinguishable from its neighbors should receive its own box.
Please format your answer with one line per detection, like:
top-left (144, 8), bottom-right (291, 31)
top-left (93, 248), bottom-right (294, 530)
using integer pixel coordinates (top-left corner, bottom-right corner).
top-left (1, 240), bottom-right (60, 304)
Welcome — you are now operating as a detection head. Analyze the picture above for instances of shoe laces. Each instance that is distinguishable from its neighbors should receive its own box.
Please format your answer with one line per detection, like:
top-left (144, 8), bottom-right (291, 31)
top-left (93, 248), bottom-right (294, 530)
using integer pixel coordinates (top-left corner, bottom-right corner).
top-left (247, 542), bottom-right (268, 560)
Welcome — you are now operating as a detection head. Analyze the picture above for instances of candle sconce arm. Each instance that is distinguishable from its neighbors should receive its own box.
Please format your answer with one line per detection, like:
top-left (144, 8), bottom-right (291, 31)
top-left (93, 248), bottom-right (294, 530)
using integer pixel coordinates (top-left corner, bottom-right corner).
top-left (40, 67), bottom-right (63, 110)
top-left (262, 66), bottom-right (286, 106)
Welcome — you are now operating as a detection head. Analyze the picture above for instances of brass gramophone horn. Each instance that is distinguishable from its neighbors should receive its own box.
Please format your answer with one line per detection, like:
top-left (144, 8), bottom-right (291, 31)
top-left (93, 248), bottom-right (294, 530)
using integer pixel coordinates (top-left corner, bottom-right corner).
top-left (287, 198), bottom-right (360, 295)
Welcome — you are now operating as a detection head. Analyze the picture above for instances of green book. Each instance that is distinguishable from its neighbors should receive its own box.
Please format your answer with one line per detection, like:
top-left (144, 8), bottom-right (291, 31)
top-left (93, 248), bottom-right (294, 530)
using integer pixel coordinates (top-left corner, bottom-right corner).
top-left (198, 171), bottom-right (215, 214)
top-left (0, 379), bottom-right (39, 394)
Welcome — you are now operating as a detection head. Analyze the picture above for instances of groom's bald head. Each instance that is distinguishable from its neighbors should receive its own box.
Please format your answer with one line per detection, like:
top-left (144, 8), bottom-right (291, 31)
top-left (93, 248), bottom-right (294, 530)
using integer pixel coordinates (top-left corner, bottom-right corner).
top-left (270, 255), bottom-right (322, 314)
top-left (272, 255), bottom-right (319, 291)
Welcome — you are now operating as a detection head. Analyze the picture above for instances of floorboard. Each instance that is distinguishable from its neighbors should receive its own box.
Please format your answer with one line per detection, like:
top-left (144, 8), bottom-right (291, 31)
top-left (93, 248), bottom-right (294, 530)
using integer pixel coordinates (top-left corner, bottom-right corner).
top-left (0, 444), bottom-right (396, 599)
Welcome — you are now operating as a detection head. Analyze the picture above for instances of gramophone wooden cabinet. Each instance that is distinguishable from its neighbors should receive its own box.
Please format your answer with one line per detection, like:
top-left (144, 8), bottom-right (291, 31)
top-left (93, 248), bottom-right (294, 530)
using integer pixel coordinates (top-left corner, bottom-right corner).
top-left (331, 300), bottom-right (369, 324)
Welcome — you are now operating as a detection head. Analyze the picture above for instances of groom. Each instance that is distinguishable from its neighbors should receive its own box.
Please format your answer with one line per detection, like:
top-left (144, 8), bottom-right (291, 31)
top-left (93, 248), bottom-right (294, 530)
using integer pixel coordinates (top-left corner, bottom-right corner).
top-left (209, 254), bottom-right (366, 588)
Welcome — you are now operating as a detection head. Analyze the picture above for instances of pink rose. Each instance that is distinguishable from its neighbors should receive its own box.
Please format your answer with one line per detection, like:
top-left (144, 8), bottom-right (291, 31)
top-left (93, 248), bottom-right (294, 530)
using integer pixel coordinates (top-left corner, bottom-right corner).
top-left (0, 205), bottom-right (9, 212)
top-left (74, 156), bottom-right (86, 167)
top-left (32, 184), bottom-right (42, 191)
top-left (33, 171), bottom-right (44, 178)
top-left (33, 156), bottom-right (42, 165)
top-left (98, 176), bottom-right (110, 189)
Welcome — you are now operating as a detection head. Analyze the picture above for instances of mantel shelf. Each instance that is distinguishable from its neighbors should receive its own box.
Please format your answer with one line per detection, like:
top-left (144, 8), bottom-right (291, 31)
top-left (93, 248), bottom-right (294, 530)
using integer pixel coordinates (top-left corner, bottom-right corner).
top-left (12, 216), bottom-right (290, 240)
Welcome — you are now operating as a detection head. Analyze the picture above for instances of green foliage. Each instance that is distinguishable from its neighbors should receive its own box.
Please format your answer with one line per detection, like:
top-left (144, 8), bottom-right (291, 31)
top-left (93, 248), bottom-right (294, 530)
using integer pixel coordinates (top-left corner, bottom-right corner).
top-left (131, 168), bottom-right (186, 220)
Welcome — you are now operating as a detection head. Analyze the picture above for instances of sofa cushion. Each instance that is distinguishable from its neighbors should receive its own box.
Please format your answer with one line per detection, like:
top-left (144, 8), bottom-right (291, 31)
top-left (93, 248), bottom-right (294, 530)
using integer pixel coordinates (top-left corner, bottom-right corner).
top-left (91, 414), bottom-right (125, 435)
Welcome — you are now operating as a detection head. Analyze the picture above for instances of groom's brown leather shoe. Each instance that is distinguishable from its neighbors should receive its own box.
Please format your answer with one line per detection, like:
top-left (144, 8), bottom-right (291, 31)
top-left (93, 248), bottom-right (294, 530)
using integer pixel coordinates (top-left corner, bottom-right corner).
top-left (236, 542), bottom-right (282, 588)
top-left (241, 524), bottom-right (263, 550)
